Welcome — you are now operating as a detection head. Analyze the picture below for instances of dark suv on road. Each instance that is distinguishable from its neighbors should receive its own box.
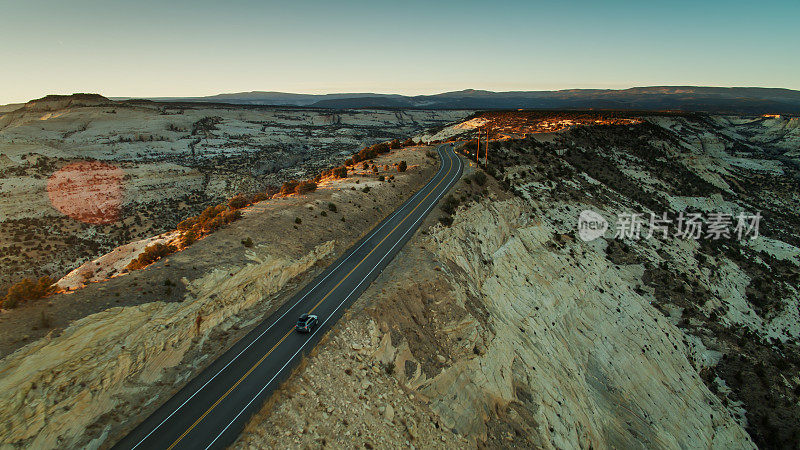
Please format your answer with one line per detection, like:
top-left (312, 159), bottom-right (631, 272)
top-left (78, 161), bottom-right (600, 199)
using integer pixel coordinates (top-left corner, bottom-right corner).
top-left (295, 314), bottom-right (318, 333)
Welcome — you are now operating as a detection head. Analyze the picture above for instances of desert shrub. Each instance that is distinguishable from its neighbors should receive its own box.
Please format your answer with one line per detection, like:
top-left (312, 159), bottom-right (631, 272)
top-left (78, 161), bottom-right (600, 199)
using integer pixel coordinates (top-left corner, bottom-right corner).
top-left (228, 194), bottom-right (249, 210)
top-left (180, 228), bottom-right (198, 247)
top-left (280, 180), bottom-right (299, 195)
top-left (440, 195), bottom-right (460, 215)
top-left (177, 217), bottom-right (196, 231)
top-left (473, 171), bottom-right (487, 186)
top-left (328, 202), bottom-right (337, 212)
top-left (378, 175), bottom-right (385, 181)
top-left (372, 165), bottom-right (378, 173)
top-left (362, 186), bottom-right (371, 193)
top-left (322, 166), bottom-right (348, 179)
top-left (241, 237), bottom-right (254, 248)
top-left (362, 161), bottom-right (370, 170)
top-left (203, 214), bottom-right (226, 232)
top-left (389, 139), bottom-right (401, 149)
top-left (426, 150), bottom-right (437, 159)
top-left (126, 243), bottom-right (176, 271)
top-left (402, 138), bottom-right (415, 147)
top-left (439, 216), bottom-right (453, 226)
top-left (252, 192), bottom-right (268, 202)
top-left (3, 276), bottom-right (57, 309)
top-left (397, 161), bottom-right (407, 172)
top-left (191, 116), bottom-right (222, 135)
top-left (200, 204), bottom-right (226, 222)
top-left (295, 180), bottom-right (317, 195)
top-left (222, 209), bottom-right (242, 224)
top-left (295, 217), bottom-right (302, 224)
top-left (320, 211), bottom-right (327, 217)
top-left (374, 142), bottom-right (390, 154)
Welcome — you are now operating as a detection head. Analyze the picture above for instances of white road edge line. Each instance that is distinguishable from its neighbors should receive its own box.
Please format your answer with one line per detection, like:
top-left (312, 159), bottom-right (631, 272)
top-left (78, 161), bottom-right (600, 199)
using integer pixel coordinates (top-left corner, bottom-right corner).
top-left (130, 146), bottom-right (448, 449)
top-left (203, 149), bottom-right (462, 449)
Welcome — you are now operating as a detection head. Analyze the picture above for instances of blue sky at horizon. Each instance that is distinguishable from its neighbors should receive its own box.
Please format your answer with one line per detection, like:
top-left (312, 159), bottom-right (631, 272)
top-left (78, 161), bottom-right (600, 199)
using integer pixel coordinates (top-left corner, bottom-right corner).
top-left (1, 0), bottom-right (798, 104)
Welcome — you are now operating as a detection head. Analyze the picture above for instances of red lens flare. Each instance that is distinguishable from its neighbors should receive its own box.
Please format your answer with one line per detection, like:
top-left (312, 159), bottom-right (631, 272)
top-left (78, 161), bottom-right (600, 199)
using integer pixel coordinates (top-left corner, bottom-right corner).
top-left (47, 161), bottom-right (124, 225)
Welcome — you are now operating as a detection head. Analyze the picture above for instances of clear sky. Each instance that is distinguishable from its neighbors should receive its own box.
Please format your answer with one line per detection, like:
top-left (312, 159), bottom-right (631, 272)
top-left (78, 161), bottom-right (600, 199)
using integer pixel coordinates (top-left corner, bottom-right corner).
top-left (1, 0), bottom-right (798, 104)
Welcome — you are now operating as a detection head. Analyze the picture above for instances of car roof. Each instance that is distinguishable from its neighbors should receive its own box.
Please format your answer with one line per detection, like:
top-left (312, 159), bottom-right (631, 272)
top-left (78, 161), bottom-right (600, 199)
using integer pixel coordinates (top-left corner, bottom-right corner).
top-left (299, 313), bottom-right (309, 319)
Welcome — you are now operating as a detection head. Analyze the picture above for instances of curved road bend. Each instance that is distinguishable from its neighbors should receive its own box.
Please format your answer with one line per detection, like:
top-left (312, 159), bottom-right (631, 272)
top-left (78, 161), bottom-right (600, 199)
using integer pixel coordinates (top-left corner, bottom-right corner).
top-left (115, 144), bottom-right (464, 450)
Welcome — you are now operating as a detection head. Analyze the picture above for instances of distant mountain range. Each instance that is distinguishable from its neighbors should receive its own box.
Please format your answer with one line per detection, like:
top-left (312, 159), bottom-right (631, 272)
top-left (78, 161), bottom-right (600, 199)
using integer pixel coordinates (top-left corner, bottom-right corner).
top-left (117, 86), bottom-right (800, 114)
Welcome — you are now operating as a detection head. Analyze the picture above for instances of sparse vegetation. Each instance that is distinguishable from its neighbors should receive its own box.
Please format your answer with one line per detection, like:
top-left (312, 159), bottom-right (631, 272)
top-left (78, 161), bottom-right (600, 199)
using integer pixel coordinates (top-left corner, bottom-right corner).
top-left (320, 166), bottom-right (347, 179)
top-left (328, 202), bottom-right (337, 212)
top-left (280, 180), bottom-right (300, 195)
top-left (3, 276), bottom-right (57, 309)
top-left (126, 243), bottom-right (176, 271)
top-left (295, 180), bottom-right (317, 195)
top-left (440, 195), bottom-right (460, 215)
top-left (241, 237), bottom-right (254, 248)
top-left (397, 161), bottom-right (407, 172)
top-left (228, 194), bottom-right (249, 210)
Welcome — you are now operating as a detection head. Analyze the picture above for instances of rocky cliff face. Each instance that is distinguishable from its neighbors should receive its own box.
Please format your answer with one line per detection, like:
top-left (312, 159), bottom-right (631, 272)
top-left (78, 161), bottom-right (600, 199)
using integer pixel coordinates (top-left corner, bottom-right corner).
top-left (417, 198), bottom-right (752, 448)
top-left (0, 240), bottom-right (333, 448)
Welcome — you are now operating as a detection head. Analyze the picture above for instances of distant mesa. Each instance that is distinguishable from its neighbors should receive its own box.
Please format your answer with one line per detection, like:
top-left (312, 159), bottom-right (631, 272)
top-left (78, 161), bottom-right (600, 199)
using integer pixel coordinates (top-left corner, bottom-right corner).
top-left (112, 86), bottom-right (800, 114)
top-left (23, 93), bottom-right (110, 112)
top-left (13, 87), bottom-right (800, 115)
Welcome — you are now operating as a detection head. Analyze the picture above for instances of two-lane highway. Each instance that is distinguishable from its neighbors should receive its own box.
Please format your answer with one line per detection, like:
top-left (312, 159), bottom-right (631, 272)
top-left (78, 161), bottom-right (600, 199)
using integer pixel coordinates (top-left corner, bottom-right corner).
top-left (115, 144), bottom-right (463, 449)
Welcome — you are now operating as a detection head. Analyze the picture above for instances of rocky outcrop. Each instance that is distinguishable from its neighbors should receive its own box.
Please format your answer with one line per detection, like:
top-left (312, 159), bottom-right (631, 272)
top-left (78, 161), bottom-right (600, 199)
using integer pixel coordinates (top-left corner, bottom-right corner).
top-left (420, 199), bottom-right (753, 447)
top-left (366, 198), bottom-right (754, 448)
top-left (0, 241), bottom-right (333, 448)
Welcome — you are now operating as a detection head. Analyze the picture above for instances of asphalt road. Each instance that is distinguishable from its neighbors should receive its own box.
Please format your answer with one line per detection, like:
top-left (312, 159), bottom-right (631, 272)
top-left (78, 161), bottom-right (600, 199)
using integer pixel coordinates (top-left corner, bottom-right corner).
top-left (114, 144), bottom-right (464, 450)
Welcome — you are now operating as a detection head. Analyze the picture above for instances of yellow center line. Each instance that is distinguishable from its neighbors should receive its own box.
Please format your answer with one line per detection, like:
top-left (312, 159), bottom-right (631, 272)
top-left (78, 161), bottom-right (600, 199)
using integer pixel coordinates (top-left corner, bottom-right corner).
top-left (167, 148), bottom-right (456, 449)
top-left (307, 150), bottom-right (455, 314)
top-left (166, 328), bottom-right (293, 450)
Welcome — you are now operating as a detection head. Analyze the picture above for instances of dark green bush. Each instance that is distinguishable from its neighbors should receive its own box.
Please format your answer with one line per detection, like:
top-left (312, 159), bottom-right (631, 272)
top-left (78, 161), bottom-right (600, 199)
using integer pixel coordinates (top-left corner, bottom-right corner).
top-left (440, 195), bottom-right (460, 215)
